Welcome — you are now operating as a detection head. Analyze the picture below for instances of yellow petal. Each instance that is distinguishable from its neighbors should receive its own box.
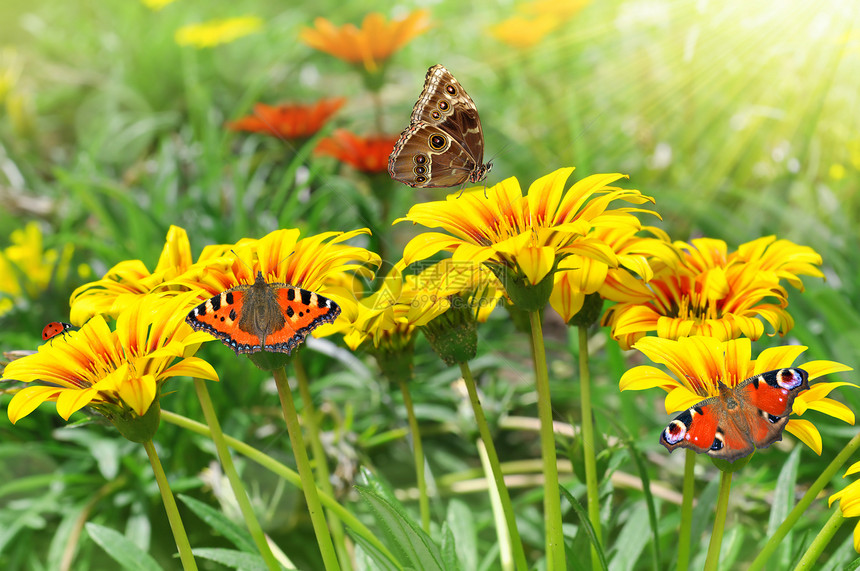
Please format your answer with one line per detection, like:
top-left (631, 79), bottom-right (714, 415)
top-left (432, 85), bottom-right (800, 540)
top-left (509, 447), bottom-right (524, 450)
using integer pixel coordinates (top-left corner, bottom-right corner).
top-left (118, 374), bottom-right (157, 416)
top-left (619, 365), bottom-right (679, 392)
top-left (801, 360), bottom-right (855, 379)
top-left (526, 167), bottom-right (574, 226)
top-left (784, 418), bottom-right (822, 455)
top-left (664, 386), bottom-right (704, 413)
top-left (162, 357), bottom-right (220, 381)
top-left (845, 461), bottom-right (860, 477)
top-left (515, 246), bottom-right (555, 285)
top-left (56, 386), bottom-right (101, 420)
top-left (754, 344), bottom-right (807, 373)
top-left (7, 385), bottom-right (63, 423)
top-left (800, 398), bottom-right (855, 424)
top-left (402, 233), bottom-right (465, 265)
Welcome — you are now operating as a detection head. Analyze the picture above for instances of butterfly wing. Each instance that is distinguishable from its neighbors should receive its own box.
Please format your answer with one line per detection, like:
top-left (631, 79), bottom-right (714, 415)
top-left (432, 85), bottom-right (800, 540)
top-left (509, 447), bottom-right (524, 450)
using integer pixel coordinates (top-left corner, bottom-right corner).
top-left (260, 286), bottom-right (341, 354)
top-left (388, 122), bottom-right (480, 188)
top-left (186, 287), bottom-right (264, 354)
top-left (733, 368), bottom-right (809, 450)
top-left (410, 65), bottom-right (486, 164)
top-left (660, 395), bottom-right (726, 455)
top-left (389, 64), bottom-right (490, 188)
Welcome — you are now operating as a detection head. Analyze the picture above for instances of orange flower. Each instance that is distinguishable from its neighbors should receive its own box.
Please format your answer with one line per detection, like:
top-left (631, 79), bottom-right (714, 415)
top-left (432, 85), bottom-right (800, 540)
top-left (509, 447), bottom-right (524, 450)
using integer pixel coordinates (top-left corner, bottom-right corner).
top-left (226, 98), bottom-right (346, 140)
top-left (315, 130), bottom-right (398, 173)
top-left (300, 11), bottom-right (431, 72)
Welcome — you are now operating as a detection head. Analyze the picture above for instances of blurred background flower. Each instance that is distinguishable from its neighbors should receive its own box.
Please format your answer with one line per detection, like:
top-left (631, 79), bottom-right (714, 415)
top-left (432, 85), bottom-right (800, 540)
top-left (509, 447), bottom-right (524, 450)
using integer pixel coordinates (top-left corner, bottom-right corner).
top-left (227, 98), bottom-right (346, 141)
top-left (300, 10), bottom-right (431, 74)
top-left (175, 16), bottom-right (263, 48)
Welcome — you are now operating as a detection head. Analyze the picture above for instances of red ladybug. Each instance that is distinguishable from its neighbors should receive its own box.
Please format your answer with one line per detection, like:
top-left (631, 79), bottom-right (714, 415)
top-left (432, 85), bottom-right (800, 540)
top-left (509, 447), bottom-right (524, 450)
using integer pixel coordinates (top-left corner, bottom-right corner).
top-left (42, 321), bottom-right (74, 341)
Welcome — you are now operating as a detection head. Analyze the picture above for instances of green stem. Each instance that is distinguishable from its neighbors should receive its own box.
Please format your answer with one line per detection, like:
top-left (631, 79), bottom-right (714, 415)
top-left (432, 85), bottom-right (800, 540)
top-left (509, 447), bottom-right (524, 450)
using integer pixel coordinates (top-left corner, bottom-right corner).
top-left (529, 310), bottom-right (566, 569)
top-left (704, 470), bottom-right (733, 571)
top-left (676, 450), bottom-right (696, 571)
top-left (748, 432), bottom-right (860, 571)
top-left (459, 361), bottom-right (529, 571)
top-left (577, 325), bottom-right (602, 570)
top-left (294, 357), bottom-right (353, 571)
top-left (160, 410), bottom-right (398, 565)
top-left (193, 379), bottom-right (280, 570)
top-left (142, 439), bottom-right (198, 571)
top-left (273, 367), bottom-right (341, 570)
top-left (475, 440), bottom-right (513, 571)
top-left (793, 507), bottom-right (845, 570)
top-left (399, 379), bottom-right (431, 532)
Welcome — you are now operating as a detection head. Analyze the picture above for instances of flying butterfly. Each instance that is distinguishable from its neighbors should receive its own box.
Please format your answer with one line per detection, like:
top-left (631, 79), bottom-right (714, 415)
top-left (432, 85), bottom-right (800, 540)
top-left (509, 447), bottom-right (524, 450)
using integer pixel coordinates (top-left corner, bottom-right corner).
top-left (388, 64), bottom-right (492, 188)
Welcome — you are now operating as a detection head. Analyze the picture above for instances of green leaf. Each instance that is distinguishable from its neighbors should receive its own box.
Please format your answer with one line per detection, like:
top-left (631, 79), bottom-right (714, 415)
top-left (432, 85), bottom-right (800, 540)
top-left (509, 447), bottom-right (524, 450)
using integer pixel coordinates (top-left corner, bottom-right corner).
top-left (177, 494), bottom-right (256, 553)
top-left (446, 499), bottom-right (477, 571)
top-left (440, 523), bottom-right (462, 571)
top-left (352, 532), bottom-right (403, 571)
top-left (192, 548), bottom-right (275, 570)
top-left (355, 484), bottom-right (446, 571)
top-left (559, 487), bottom-right (608, 571)
top-left (616, 423), bottom-right (662, 570)
top-left (768, 446), bottom-right (800, 569)
top-left (84, 523), bottom-right (162, 571)
top-left (608, 503), bottom-right (650, 571)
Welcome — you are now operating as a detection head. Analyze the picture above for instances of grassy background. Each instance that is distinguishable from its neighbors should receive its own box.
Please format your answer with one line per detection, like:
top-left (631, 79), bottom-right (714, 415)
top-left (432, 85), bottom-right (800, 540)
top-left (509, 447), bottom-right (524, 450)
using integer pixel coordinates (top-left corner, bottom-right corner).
top-left (1, 0), bottom-right (859, 569)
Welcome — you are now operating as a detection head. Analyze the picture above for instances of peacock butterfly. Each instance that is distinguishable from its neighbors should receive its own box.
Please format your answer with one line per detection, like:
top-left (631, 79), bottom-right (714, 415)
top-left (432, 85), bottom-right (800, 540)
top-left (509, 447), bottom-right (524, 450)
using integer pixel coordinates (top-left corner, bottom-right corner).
top-left (659, 368), bottom-right (809, 462)
top-left (42, 321), bottom-right (75, 341)
top-left (185, 271), bottom-right (340, 355)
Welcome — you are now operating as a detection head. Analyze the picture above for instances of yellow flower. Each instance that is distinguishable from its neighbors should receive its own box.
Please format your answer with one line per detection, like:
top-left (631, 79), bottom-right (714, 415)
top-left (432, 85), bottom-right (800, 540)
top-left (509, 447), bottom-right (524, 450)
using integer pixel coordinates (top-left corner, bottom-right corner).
top-left (397, 167), bottom-right (655, 309)
top-left (602, 236), bottom-right (824, 350)
top-left (172, 228), bottom-right (380, 332)
top-left (70, 225), bottom-right (229, 323)
top-left (620, 336), bottom-right (854, 456)
top-left (3, 292), bottom-right (216, 426)
top-left (488, 14), bottom-right (560, 49)
top-left (410, 258), bottom-right (505, 323)
top-left (175, 16), bottom-right (263, 48)
top-left (300, 10), bottom-right (431, 72)
top-left (520, 0), bottom-right (592, 20)
top-left (829, 461), bottom-right (860, 551)
top-left (0, 222), bottom-right (74, 317)
top-left (549, 225), bottom-right (674, 323)
top-left (320, 267), bottom-right (447, 352)
top-left (141, 0), bottom-right (178, 10)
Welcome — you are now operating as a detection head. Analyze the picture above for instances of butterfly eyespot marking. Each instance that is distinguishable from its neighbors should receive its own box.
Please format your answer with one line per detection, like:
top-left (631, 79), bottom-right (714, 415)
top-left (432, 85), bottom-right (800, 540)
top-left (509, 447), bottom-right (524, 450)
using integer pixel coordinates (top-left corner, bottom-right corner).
top-left (414, 165), bottom-right (426, 175)
top-left (429, 134), bottom-right (447, 150)
top-left (777, 368), bottom-right (804, 390)
top-left (415, 175), bottom-right (427, 183)
top-left (445, 85), bottom-right (457, 95)
top-left (663, 420), bottom-right (687, 445)
top-left (759, 409), bottom-right (782, 424)
top-left (414, 154), bottom-right (427, 165)
top-left (438, 100), bottom-right (449, 111)
top-left (431, 110), bottom-right (441, 119)
top-left (710, 430), bottom-right (725, 451)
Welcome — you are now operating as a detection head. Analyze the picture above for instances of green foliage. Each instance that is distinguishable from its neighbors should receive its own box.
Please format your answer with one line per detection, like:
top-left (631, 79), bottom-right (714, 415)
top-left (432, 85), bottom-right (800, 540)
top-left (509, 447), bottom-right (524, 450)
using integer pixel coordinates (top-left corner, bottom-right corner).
top-left (1, 0), bottom-right (859, 569)
top-left (85, 523), bottom-right (163, 571)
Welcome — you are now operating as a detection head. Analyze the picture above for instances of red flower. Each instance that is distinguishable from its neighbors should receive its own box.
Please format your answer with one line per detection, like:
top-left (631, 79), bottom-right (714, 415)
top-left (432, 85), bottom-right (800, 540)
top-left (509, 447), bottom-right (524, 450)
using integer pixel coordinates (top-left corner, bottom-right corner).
top-left (315, 129), bottom-right (398, 173)
top-left (226, 98), bottom-right (346, 140)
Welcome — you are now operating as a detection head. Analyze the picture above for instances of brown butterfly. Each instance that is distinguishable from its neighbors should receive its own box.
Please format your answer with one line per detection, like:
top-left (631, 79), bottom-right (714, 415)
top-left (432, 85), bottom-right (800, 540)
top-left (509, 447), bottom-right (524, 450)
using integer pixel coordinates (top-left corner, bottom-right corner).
top-left (388, 64), bottom-right (492, 188)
